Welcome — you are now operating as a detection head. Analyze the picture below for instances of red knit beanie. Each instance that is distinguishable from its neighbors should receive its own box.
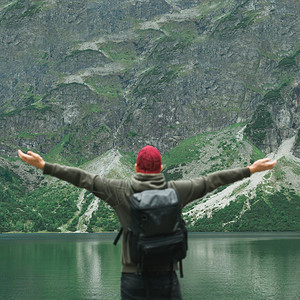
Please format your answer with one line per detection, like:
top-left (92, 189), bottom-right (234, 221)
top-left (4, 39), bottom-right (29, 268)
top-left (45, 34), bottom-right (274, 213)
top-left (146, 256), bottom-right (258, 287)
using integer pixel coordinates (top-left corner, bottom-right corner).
top-left (136, 145), bottom-right (162, 174)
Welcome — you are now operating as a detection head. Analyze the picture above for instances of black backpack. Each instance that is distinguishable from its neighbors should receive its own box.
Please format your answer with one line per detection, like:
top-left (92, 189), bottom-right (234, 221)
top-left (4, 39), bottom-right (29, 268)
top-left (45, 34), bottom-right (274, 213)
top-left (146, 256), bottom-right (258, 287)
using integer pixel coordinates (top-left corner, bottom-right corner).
top-left (114, 187), bottom-right (188, 277)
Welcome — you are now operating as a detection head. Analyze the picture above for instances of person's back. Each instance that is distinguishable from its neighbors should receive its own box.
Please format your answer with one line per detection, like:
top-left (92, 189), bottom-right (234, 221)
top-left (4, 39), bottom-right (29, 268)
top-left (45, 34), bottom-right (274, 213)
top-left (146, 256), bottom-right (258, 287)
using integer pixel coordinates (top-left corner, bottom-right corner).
top-left (18, 145), bottom-right (276, 299)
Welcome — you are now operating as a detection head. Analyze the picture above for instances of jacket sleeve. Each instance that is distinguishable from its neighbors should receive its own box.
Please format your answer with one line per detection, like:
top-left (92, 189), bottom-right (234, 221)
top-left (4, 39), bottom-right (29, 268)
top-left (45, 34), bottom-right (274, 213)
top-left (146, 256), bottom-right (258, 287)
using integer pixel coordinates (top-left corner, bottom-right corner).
top-left (169, 167), bottom-right (251, 208)
top-left (43, 162), bottom-right (130, 207)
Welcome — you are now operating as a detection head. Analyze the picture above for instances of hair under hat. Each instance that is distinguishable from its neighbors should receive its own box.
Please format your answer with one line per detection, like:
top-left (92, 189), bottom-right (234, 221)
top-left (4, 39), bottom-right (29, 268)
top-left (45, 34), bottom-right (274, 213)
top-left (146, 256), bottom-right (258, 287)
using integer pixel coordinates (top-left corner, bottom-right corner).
top-left (136, 145), bottom-right (162, 174)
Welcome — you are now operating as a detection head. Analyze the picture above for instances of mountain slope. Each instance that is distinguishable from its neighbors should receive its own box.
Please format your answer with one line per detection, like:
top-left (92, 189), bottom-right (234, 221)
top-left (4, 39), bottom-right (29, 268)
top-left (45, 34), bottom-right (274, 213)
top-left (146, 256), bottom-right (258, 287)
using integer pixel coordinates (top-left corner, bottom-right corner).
top-left (184, 135), bottom-right (300, 231)
top-left (0, 0), bottom-right (299, 232)
top-left (1, 126), bottom-right (299, 233)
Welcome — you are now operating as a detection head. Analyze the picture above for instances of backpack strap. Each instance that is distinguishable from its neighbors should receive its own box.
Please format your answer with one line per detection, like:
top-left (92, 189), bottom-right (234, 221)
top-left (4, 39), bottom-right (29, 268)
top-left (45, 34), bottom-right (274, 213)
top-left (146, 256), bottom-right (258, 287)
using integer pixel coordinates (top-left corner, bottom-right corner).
top-left (179, 259), bottom-right (184, 278)
top-left (113, 227), bottom-right (123, 246)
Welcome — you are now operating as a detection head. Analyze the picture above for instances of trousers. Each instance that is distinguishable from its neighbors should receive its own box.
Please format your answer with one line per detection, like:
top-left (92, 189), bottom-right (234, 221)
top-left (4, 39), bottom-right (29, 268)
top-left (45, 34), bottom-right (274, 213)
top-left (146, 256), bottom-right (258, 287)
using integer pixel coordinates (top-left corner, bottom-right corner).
top-left (121, 271), bottom-right (182, 300)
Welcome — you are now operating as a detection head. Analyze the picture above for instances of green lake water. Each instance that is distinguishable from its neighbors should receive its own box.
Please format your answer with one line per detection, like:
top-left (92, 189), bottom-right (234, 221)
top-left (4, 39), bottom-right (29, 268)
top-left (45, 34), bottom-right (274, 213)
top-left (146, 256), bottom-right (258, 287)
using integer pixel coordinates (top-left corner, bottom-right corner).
top-left (0, 232), bottom-right (299, 300)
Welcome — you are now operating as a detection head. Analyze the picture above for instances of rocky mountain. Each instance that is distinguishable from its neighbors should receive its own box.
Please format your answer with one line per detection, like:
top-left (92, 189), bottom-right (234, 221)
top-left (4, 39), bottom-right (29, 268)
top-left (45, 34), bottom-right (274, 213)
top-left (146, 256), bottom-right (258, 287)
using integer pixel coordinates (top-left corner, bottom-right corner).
top-left (0, 0), bottom-right (299, 232)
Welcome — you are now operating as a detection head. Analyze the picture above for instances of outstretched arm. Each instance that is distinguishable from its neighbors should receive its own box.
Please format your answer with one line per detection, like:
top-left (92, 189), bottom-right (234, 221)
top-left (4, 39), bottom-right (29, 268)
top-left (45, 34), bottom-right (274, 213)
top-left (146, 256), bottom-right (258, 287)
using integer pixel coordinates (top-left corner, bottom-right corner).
top-left (171, 157), bottom-right (277, 207)
top-left (18, 150), bottom-right (45, 170)
top-left (17, 149), bottom-right (127, 206)
top-left (248, 158), bottom-right (277, 174)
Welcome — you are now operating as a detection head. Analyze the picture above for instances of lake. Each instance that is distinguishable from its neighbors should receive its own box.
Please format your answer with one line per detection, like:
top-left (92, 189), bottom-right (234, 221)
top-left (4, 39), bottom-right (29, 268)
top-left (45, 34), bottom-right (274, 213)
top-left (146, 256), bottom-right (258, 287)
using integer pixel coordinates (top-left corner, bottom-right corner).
top-left (0, 232), bottom-right (299, 300)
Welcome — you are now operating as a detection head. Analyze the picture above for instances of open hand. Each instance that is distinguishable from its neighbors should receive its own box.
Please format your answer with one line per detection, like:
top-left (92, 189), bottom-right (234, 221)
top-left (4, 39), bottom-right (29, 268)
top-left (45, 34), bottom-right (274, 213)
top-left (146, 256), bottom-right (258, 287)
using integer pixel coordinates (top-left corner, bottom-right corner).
top-left (248, 158), bottom-right (277, 174)
top-left (18, 150), bottom-right (45, 170)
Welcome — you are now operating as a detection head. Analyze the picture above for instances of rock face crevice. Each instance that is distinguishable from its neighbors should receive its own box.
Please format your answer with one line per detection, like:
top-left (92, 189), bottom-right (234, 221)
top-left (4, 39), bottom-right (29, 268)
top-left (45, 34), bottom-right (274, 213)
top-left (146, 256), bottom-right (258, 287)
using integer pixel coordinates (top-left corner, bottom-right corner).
top-left (0, 0), bottom-right (299, 163)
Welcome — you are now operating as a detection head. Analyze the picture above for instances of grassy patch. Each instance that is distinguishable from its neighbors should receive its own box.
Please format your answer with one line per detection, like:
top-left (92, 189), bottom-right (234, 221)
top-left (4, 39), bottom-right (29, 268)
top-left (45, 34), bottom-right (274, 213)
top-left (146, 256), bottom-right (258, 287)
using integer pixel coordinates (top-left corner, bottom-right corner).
top-left (0, 104), bottom-right (52, 120)
top-left (161, 21), bottom-right (199, 45)
top-left (83, 104), bottom-right (102, 114)
top-left (44, 133), bottom-right (73, 165)
top-left (99, 41), bottom-right (137, 65)
top-left (120, 151), bottom-right (136, 166)
top-left (17, 131), bottom-right (51, 140)
top-left (162, 134), bottom-right (211, 167)
top-left (85, 76), bottom-right (122, 99)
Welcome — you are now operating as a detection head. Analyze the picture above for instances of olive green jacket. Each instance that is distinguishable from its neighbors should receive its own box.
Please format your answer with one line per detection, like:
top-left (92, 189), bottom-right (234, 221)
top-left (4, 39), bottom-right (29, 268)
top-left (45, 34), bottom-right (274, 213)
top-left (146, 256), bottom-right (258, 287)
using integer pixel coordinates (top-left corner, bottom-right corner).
top-left (44, 163), bottom-right (250, 273)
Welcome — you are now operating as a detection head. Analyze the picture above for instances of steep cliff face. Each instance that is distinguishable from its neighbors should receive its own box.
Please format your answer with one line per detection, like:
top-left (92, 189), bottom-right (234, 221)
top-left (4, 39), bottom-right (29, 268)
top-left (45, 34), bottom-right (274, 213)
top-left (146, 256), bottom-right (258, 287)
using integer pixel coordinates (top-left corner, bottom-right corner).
top-left (0, 0), bottom-right (299, 163)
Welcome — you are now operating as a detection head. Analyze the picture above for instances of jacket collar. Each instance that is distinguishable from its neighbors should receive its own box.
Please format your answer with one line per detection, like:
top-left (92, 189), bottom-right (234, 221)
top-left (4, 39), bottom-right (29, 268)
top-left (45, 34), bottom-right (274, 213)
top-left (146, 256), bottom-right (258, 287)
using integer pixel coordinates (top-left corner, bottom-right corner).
top-left (131, 172), bottom-right (166, 192)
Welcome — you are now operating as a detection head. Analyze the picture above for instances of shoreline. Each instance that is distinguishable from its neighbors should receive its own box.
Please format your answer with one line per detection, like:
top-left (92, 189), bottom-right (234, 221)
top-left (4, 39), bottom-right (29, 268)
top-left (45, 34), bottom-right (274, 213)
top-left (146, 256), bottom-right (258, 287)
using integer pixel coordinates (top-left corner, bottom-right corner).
top-left (1, 231), bottom-right (300, 237)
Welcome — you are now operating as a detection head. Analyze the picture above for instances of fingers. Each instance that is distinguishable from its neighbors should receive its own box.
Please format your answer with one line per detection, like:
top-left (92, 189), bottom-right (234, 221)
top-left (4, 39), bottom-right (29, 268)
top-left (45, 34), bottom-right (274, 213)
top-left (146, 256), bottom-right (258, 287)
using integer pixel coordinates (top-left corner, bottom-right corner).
top-left (267, 160), bottom-right (277, 168)
top-left (18, 149), bottom-right (28, 161)
top-left (18, 149), bottom-right (36, 164)
top-left (261, 158), bottom-right (276, 167)
top-left (18, 149), bottom-right (45, 170)
top-left (250, 157), bottom-right (277, 174)
top-left (261, 158), bottom-right (277, 171)
top-left (17, 149), bottom-right (23, 157)
top-left (28, 151), bottom-right (40, 159)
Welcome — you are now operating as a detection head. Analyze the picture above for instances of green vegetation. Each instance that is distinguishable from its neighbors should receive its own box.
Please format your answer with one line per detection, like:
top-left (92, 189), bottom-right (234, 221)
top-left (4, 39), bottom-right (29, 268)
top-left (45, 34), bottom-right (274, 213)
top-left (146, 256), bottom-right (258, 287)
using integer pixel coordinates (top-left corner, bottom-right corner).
top-left (83, 104), bottom-right (102, 114)
top-left (162, 124), bottom-right (254, 181)
top-left (277, 46), bottom-right (299, 68)
top-left (234, 10), bottom-right (261, 30)
top-left (244, 104), bottom-right (274, 148)
top-left (2, 0), bottom-right (45, 25)
top-left (85, 75), bottom-right (123, 99)
top-left (132, 67), bottom-right (161, 97)
top-left (262, 89), bottom-right (282, 103)
top-left (243, 139), bottom-right (265, 164)
top-left (294, 130), bottom-right (300, 155)
top-left (0, 1), bottom-right (18, 10)
top-left (44, 133), bottom-right (73, 165)
top-left (250, 145), bottom-right (265, 163)
top-left (0, 103), bottom-right (52, 120)
top-left (212, 2), bottom-right (261, 36)
top-left (127, 131), bottom-right (138, 138)
top-left (278, 56), bottom-right (297, 68)
top-left (273, 159), bottom-right (287, 181)
top-left (21, 183), bottom-right (79, 232)
top-left (89, 200), bottom-right (119, 232)
top-left (237, 188), bottom-right (300, 231)
top-left (99, 41), bottom-right (137, 66)
top-left (17, 131), bottom-right (52, 140)
top-left (0, 173), bottom-right (80, 233)
top-left (187, 195), bottom-right (246, 232)
top-left (162, 134), bottom-right (210, 167)
top-left (120, 151), bottom-right (137, 166)
top-left (161, 21), bottom-right (199, 46)
top-left (230, 180), bottom-right (250, 197)
top-left (187, 188), bottom-right (300, 232)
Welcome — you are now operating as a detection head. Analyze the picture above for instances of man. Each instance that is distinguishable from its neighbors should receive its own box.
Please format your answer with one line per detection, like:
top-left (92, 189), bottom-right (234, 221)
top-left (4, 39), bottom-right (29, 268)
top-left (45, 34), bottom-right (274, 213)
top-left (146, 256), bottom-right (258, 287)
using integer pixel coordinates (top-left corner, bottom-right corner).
top-left (18, 146), bottom-right (276, 299)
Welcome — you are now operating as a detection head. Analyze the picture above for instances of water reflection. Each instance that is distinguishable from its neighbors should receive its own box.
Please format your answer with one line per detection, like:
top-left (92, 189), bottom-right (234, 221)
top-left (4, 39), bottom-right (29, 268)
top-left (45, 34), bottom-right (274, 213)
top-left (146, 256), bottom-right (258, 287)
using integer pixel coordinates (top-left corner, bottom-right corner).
top-left (76, 241), bottom-right (102, 298)
top-left (75, 236), bottom-right (122, 299)
top-left (0, 233), bottom-right (122, 300)
top-left (181, 234), bottom-right (300, 299)
top-left (0, 233), bottom-right (299, 300)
